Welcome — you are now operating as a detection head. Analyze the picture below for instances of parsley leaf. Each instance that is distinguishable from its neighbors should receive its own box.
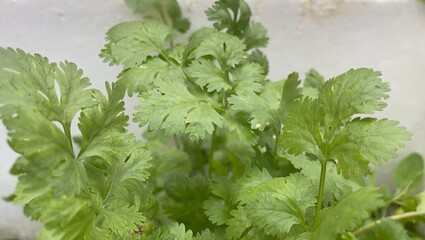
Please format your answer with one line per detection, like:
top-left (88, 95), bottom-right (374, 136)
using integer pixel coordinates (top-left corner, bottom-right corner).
top-left (101, 20), bottom-right (171, 69)
top-left (243, 173), bottom-right (316, 237)
top-left (317, 187), bottom-right (384, 239)
top-left (135, 80), bottom-right (223, 140)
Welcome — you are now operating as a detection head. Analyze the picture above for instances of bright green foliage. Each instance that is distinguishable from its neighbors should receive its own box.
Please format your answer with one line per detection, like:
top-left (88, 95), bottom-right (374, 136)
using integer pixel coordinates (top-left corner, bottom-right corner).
top-left (357, 219), bottom-right (409, 240)
top-left (393, 153), bottom-right (424, 195)
top-left (317, 187), bottom-right (384, 239)
top-left (189, 31), bottom-right (246, 68)
top-left (125, 0), bottom-right (190, 33)
top-left (0, 48), bottom-right (152, 239)
top-left (134, 80), bottom-right (223, 141)
top-left (330, 117), bottom-right (411, 177)
top-left (206, 0), bottom-right (268, 50)
top-left (1, 0), bottom-right (423, 239)
top-left (282, 68), bottom-right (411, 177)
top-left (243, 173), bottom-right (316, 237)
top-left (285, 154), bottom-right (359, 206)
top-left (101, 20), bottom-right (171, 69)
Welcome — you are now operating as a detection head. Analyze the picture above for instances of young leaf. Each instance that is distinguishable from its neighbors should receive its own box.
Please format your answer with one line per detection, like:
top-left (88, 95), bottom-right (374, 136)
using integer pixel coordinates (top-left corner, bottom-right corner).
top-left (185, 59), bottom-right (231, 92)
top-left (319, 68), bottom-right (390, 121)
top-left (393, 153), bottom-right (424, 194)
top-left (142, 223), bottom-right (193, 240)
top-left (330, 118), bottom-right (411, 177)
top-left (317, 187), bottom-right (384, 239)
top-left (0, 48), bottom-right (94, 128)
top-left (357, 218), bottom-right (409, 240)
top-left (135, 80), bottom-right (223, 140)
top-left (118, 56), bottom-right (185, 96)
top-left (100, 198), bottom-right (146, 236)
top-left (285, 154), bottom-right (359, 206)
top-left (125, 0), bottom-right (190, 33)
top-left (190, 31), bottom-right (246, 68)
top-left (281, 98), bottom-right (323, 158)
top-left (242, 22), bottom-right (269, 50)
top-left (101, 20), bottom-right (171, 69)
top-left (243, 173), bottom-right (316, 237)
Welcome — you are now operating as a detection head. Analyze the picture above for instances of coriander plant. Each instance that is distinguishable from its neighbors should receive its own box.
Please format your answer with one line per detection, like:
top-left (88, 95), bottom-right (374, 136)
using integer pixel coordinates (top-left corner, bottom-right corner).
top-left (1, 0), bottom-right (424, 239)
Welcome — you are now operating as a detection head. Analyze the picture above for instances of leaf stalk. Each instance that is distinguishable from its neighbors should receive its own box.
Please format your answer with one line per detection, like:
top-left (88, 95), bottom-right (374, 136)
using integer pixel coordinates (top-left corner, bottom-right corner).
top-left (313, 160), bottom-right (327, 230)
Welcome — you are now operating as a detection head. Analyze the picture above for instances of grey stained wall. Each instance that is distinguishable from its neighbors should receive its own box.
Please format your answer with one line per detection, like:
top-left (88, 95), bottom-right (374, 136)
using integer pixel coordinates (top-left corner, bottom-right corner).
top-left (0, 0), bottom-right (424, 239)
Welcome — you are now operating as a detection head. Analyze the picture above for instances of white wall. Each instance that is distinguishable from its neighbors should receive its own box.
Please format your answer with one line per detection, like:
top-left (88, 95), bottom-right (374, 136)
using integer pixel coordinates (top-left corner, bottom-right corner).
top-left (0, 0), bottom-right (424, 238)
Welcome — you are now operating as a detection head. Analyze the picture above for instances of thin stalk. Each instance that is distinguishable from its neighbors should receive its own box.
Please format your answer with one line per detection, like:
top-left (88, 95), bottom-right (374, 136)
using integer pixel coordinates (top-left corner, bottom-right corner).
top-left (353, 211), bottom-right (425, 235)
top-left (158, 8), bottom-right (174, 47)
top-left (313, 160), bottom-right (327, 230)
top-left (208, 128), bottom-right (217, 166)
top-left (63, 122), bottom-right (75, 158)
top-left (273, 128), bottom-right (280, 157)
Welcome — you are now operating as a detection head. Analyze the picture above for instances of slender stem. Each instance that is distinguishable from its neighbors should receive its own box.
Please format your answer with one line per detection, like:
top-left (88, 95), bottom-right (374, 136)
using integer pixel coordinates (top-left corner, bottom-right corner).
top-left (313, 160), bottom-right (327, 230)
top-left (208, 128), bottom-right (217, 166)
top-left (63, 122), bottom-right (75, 157)
top-left (273, 128), bottom-right (280, 157)
top-left (353, 211), bottom-right (425, 235)
top-left (158, 8), bottom-right (174, 48)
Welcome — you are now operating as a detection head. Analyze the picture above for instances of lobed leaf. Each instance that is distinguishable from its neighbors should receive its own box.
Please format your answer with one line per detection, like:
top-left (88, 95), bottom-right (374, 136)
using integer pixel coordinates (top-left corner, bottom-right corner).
top-left (243, 173), bottom-right (316, 237)
top-left (100, 20), bottom-right (171, 69)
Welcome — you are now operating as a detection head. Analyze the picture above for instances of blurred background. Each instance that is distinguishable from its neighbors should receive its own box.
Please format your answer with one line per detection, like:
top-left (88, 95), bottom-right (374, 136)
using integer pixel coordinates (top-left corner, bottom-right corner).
top-left (0, 0), bottom-right (424, 239)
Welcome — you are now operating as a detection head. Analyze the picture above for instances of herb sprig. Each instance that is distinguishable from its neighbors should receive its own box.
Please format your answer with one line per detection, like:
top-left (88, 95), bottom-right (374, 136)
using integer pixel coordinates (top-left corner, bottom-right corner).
top-left (1, 0), bottom-right (424, 239)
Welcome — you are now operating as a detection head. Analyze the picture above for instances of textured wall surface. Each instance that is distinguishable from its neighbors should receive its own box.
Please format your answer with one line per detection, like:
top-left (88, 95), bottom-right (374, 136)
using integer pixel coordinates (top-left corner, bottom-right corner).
top-left (0, 0), bottom-right (424, 239)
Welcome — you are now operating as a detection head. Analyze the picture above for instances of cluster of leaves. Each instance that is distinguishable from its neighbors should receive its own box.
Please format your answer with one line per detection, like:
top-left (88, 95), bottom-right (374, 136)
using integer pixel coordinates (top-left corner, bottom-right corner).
top-left (1, 0), bottom-right (424, 239)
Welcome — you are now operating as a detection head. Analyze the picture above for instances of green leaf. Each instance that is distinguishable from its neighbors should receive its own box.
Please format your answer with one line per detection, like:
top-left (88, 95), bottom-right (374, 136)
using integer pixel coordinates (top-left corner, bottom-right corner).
top-left (100, 198), bottom-right (146, 236)
top-left (185, 59), bottom-right (231, 92)
top-left (243, 173), bottom-right (316, 237)
top-left (119, 56), bottom-right (185, 96)
top-left (281, 98), bottom-right (323, 158)
top-left (193, 229), bottom-right (216, 240)
top-left (279, 72), bottom-right (302, 119)
top-left (0, 48), bottom-right (94, 127)
top-left (243, 22), bottom-right (269, 49)
top-left (206, 0), bottom-right (251, 37)
top-left (77, 83), bottom-right (146, 166)
top-left (319, 68), bottom-right (390, 121)
top-left (107, 149), bottom-right (152, 185)
top-left (317, 187), bottom-right (384, 239)
top-left (135, 80), bottom-right (223, 140)
top-left (330, 118), bottom-right (411, 177)
top-left (143, 223), bottom-right (193, 240)
top-left (223, 111), bottom-right (258, 145)
top-left (204, 176), bottom-right (233, 225)
top-left (304, 69), bottom-right (325, 89)
top-left (247, 49), bottom-right (269, 75)
top-left (5, 110), bottom-right (73, 159)
top-left (231, 62), bottom-right (264, 94)
top-left (190, 31), bottom-right (246, 68)
top-left (232, 167), bottom-right (272, 203)
top-left (225, 207), bottom-right (251, 240)
top-left (100, 20), bottom-right (171, 69)
top-left (393, 153), bottom-right (424, 194)
top-left (147, 141), bottom-right (191, 187)
top-left (227, 92), bottom-right (276, 131)
top-left (357, 218), bottom-right (409, 240)
top-left (52, 159), bottom-right (88, 196)
top-left (285, 153), bottom-right (359, 206)
top-left (125, 0), bottom-right (190, 33)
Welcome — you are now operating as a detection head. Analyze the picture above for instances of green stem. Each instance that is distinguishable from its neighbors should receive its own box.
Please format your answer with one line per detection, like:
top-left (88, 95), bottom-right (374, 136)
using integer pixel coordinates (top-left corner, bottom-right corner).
top-left (353, 211), bottom-right (425, 235)
top-left (208, 127), bottom-right (217, 167)
top-left (313, 160), bottom-right (327, 230)
top-left (158, 8), bottom-right (174, 47)
top-left (273, 128), bottom-right (280, 157)
top-left (63, 122), bottom-right (75, 158)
